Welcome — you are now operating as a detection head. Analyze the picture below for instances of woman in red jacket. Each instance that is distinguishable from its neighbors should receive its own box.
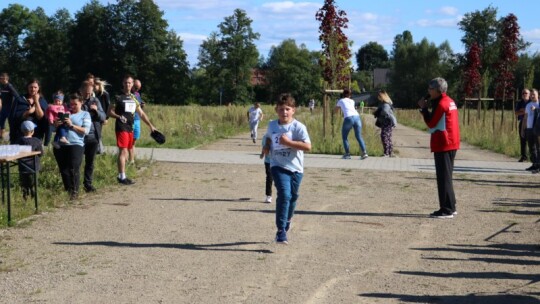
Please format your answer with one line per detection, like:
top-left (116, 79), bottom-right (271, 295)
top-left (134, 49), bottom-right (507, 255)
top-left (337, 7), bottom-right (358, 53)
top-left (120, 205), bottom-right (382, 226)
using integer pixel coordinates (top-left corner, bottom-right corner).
top-left (418, 77), bottom-right (460, 219)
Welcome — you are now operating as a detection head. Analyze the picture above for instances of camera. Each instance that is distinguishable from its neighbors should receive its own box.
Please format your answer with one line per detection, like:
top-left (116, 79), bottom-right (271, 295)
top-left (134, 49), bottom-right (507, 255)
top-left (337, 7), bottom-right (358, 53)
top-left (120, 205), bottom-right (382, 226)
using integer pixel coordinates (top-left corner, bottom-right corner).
top-left (58, 113), bottom-right (69, 120)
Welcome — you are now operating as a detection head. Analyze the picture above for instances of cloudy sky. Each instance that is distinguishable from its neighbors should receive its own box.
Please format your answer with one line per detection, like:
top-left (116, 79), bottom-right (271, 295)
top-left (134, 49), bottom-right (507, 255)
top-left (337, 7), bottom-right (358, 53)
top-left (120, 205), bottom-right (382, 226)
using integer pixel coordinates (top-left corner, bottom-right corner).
top-left (6, 0), bottom-right (540, 68)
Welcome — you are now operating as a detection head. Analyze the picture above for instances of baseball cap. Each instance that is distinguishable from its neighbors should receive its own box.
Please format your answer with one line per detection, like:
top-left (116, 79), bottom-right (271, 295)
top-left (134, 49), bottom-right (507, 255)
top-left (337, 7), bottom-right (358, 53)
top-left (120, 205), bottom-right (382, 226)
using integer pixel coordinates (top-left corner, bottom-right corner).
top-left (21, 120), bottom-right (37, 132)
top-left (150, 130), bottom-right (166, 144)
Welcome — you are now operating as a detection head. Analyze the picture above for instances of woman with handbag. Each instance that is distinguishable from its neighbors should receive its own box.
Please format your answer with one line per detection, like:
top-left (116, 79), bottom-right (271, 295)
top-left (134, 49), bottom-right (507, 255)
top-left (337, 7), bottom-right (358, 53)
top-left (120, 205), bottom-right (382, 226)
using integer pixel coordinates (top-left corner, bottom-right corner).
top-left (374, 90), bottom-right (397, 157)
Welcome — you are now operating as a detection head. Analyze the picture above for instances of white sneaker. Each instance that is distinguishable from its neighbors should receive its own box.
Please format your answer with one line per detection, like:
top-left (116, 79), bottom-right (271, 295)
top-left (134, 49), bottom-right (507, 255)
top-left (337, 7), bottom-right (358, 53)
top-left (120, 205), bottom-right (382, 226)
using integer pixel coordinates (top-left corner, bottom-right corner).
top-left (264, 196), bottom-right (272, 203)
top-left (361, 153), bottom-right (369, 160)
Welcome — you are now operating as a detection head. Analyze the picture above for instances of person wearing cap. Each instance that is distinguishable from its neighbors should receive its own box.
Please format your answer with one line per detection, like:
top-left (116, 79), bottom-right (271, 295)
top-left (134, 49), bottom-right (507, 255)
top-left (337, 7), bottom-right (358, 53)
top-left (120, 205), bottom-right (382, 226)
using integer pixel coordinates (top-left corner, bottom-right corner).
top-left (45, 90), bottom-right (71, 148)
top-left (52, 93), bottom-right (91, 200)
top-left (16, 121), bottom-right (43, 200)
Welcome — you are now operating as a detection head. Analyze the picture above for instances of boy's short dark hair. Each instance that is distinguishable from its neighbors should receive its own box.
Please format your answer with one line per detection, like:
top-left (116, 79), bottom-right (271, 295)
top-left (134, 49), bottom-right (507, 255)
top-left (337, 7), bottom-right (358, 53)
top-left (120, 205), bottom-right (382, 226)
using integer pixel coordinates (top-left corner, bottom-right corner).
top-left (70, 93), bottom-right (82, 101)
top-left (277, 93), bottom-right (296, 107)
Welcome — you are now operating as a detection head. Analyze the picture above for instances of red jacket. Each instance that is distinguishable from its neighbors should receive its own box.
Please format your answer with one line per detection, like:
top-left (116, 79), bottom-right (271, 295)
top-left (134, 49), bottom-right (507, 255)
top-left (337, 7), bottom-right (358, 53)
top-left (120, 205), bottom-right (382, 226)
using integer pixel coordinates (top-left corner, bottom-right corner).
top-left (421, 93), bottom-right (460, 152)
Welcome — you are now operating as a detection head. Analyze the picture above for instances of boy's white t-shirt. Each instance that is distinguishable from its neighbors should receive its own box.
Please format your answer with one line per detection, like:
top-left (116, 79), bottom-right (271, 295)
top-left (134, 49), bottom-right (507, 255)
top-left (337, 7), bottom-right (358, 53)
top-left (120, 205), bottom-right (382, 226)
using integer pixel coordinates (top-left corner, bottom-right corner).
top-left (248, 106), bottom-right (263, 123)
top-left (336, 97), bottom-right (359, 118)
top-left (265, 119), bottom-right (310, 173)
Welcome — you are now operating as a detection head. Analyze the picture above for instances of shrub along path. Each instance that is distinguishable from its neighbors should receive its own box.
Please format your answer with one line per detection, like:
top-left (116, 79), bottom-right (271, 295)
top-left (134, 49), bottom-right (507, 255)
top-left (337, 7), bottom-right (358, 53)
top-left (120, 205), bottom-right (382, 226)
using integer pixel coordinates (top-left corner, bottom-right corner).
top-left (0, 120), bottom-right (538, 303)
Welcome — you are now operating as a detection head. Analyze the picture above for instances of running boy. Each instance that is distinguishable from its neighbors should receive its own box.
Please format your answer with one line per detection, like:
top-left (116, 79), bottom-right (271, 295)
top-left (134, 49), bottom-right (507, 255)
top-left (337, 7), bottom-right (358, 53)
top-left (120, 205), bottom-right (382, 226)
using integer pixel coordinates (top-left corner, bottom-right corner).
top-left (262, 93), bottom-right (311, 244)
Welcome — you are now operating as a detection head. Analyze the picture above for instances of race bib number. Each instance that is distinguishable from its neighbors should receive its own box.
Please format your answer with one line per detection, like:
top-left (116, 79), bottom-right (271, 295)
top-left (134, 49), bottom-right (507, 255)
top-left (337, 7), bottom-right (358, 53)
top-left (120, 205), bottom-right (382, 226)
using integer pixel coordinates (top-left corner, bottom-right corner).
top-left (272, 131), bottom-right (292, 150)
top-left (124, 99), bottom-right (136, 114)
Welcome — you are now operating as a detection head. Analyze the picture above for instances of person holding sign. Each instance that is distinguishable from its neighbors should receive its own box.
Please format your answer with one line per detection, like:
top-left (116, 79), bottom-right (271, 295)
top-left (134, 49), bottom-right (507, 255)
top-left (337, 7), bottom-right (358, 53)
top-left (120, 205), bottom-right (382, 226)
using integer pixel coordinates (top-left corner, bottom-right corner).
top-left (262, 93), bottom-right (311, 244)
top-left (108, 75), bottom-right (157, 185)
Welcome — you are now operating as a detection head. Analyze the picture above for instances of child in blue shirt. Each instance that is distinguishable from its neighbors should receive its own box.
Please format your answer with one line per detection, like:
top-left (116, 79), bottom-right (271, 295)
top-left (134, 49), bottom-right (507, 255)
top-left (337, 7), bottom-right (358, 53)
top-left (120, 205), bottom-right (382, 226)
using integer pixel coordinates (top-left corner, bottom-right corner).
top-left (262, 93), bottom-right (311, 244)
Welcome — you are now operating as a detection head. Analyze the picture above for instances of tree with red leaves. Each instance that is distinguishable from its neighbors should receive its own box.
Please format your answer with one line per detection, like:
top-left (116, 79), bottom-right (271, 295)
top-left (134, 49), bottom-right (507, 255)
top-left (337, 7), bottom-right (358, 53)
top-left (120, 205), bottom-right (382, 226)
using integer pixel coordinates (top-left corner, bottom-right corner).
top-left (463, 42), bottom-right (482, 97)
top-left (494, 13), bottom-right (520, 101)
top-left (315, 0), bottom-right (352, 89)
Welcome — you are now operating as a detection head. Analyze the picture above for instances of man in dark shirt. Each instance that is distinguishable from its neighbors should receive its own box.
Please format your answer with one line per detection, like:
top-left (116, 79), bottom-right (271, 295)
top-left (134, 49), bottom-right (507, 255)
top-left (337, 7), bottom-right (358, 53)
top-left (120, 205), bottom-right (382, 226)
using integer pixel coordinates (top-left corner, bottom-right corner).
top-left (108, 75), bottom-right (156, 185)
top-left (515, 89), bottom-right (530, 162)
top-left (0, 73), bottom-right (20, 141)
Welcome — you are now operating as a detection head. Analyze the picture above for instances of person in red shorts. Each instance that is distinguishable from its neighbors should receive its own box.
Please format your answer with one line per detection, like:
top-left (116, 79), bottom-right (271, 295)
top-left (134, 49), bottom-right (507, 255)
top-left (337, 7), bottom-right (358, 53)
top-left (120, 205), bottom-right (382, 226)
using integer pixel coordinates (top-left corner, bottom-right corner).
top-left (108, 75), bottom-right (157, 185)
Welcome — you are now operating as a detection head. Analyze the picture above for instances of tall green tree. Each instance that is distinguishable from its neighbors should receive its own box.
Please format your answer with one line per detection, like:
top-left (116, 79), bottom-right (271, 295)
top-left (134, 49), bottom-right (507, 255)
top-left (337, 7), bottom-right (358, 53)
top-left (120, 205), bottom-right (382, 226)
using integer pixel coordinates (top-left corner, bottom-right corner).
top-left (265, 39), bottom-right (322, 104)
top-left (0, 4), bottom-right (35, 88)
top-left (69, 0), bottom-right (110, 88)
top-left (26, 8), bottom-right (73, 96)
top-left (218, 9), bottom-right (260, 104)
top-left (315, 0), bottom-right (352, 89)
top-left (390, 32), bottom-right (452, 107)
top-left (153, 30), bottom-right (191, 104)
top-left (196, 32), bottom-right (225, 105)
top-left (355, 42), bottom-right (389, 71)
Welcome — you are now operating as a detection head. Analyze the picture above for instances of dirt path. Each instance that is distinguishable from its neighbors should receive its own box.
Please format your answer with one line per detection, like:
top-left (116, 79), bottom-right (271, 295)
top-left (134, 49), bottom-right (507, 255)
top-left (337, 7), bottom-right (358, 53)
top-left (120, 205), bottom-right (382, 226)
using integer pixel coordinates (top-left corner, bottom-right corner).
top-left (0, 122), bottom-right (538, 303)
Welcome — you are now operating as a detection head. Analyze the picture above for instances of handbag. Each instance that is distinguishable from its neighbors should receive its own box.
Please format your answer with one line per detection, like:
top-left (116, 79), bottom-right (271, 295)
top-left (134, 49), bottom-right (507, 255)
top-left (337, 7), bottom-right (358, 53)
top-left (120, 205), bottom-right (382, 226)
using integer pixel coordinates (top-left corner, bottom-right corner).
top-left (375, 117), bottom-right (383, 128)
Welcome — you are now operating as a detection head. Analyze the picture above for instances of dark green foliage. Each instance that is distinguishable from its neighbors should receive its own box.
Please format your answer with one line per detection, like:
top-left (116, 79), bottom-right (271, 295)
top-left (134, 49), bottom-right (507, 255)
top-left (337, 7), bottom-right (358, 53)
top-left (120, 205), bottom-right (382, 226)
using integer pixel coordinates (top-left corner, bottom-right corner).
top-left (355, 42), bottom-right (389, 71)
top-left (194, 9), bottom-right (260, 105)
top-left (389, 32), bottom-right (456, 107)
top-left (264, 39), bottom-right (322, 104)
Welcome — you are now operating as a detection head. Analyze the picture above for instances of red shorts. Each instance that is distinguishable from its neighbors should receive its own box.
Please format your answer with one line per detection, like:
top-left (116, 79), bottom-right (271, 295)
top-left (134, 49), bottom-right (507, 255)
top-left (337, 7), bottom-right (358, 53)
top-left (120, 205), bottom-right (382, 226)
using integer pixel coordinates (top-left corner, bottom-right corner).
top-left (116, 131), bottom-right (134, 149)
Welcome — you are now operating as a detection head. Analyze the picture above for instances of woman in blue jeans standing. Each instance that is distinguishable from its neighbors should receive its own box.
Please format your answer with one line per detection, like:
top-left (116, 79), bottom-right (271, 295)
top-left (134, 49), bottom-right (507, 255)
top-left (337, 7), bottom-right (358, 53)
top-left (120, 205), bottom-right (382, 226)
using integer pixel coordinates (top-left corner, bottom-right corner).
top-left (335, 88), bottom-right (368, 159)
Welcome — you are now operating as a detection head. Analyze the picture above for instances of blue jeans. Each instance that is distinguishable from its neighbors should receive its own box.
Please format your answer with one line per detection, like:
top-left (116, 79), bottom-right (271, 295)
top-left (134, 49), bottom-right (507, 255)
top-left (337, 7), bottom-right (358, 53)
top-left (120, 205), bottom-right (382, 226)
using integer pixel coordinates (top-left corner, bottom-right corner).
top-left (271, 166), bottom-right (303, 231)
top-left (342, 115), bottom-right (366, 154)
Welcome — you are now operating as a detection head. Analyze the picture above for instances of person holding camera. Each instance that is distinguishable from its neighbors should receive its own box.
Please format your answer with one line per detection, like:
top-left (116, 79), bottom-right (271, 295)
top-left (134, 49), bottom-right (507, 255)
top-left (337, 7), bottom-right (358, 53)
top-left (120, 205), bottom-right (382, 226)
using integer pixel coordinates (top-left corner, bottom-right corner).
top-left (80, 80), bottom-right (107, 192)
top-left (418, 77), bottom-right (460, 219)
top-left (45, 91), bottom-right (70, 149)
top-left (53, 93), bottom-right (91, 200)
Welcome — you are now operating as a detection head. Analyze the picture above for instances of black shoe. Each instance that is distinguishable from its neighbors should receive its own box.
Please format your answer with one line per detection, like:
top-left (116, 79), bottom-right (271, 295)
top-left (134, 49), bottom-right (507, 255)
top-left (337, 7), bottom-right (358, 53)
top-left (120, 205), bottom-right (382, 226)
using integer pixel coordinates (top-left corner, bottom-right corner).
top-left (526, 165), bottom-right (536, 171)
top-left (429, 210), bottom-right (454, 219)
top-left (70, 191), bottom-right (79, 200)
top-left (532, 169), bottom-right (540, 174)
top-left (518, 156), bottom-right (527, 162)
top-left (117, 177), bottom-right (135, 185)
top-left (84, 185), bottom-right (96, 192)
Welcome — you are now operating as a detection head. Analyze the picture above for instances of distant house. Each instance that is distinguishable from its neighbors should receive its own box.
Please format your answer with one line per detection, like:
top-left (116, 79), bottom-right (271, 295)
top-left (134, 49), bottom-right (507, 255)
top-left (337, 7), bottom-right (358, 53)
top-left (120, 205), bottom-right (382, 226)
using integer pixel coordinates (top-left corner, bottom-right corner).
top-left (251, 68), bottom-right (267, 86)
top-left (373, 68), bottom-right (390, 88)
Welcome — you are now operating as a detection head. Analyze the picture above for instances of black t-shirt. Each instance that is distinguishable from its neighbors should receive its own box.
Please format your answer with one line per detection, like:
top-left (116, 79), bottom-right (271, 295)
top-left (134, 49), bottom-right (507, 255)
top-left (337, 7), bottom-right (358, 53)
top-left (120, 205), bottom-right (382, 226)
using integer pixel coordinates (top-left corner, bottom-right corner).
top-left (114, 93), bottom-right (139, 132)
top-left (16, 136), bottom-right (43, 173)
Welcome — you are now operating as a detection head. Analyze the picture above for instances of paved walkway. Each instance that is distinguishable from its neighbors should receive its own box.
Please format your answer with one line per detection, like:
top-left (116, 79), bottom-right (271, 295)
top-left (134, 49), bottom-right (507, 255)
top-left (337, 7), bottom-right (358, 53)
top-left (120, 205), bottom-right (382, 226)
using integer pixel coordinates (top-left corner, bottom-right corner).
top-left (105, 146), bottom-right (532, 176)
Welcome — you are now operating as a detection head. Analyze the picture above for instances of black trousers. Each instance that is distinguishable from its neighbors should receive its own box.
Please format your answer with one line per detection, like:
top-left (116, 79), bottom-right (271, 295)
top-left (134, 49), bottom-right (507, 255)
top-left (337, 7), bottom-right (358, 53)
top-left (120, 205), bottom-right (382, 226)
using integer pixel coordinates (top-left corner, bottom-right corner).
top-left (434, 150), bottom-right (457, 214)
top-left (83, 138), bottom-right (99, 188)
top-left (53, 145), bottom-right (84, 194)
top-left (265, 162), bottom-right (273, 196)
top-left (525, 129), bottom-right (539, 166)
top-left (518, 120), bottom-right (527, 159)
